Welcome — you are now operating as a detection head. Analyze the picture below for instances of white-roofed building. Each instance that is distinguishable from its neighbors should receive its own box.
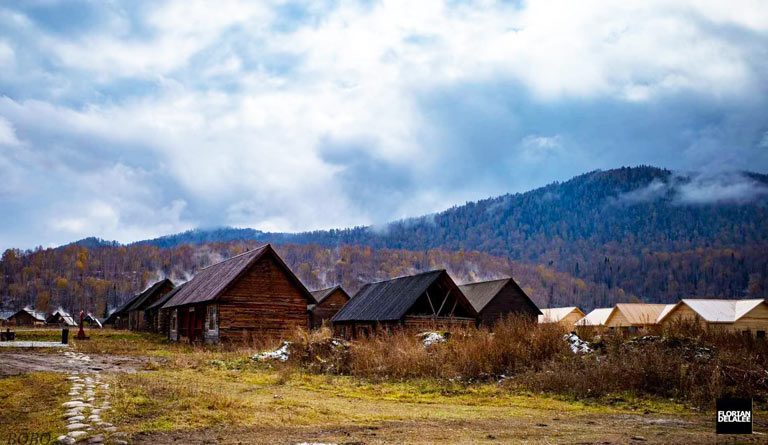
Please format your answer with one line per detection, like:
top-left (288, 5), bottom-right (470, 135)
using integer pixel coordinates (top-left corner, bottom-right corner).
top-left (657, 299), bottom-right (768, 336)
top-left (576, 308), bottom-right (615, 327)
top-left (538, 307), bottom-right (585, 329)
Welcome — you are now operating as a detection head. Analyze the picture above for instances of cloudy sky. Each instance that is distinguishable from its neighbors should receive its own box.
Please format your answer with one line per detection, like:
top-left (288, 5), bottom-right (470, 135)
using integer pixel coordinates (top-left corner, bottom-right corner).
top-left (1, 0), bottom-right (767, 250)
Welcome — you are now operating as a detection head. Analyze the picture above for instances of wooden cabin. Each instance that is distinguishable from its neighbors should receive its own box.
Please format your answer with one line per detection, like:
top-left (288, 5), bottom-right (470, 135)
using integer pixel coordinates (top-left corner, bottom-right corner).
top-left (84, 313), bottom-right (102, 328)
top-left (127, 279), bottom-right (175, 331)
top-left (603, 303), bottom-right (669, 332)
top-left (104, 293), bottom-right (143, 329)
top-left (331, 270), bottom-right (478, 338)
top-left (575, 307), bottom-right (614, 327)
top-left (309, 285), bottom-right (351, 329)
top-left (538, 307), bottom-right (585, 329)
top-left (657, 299), bottom-right (768, 337)
top-left (458, 278), bottom-right (541, 326)
top-left (46, 309), bottom-right (77, 327)
top-left (161, 244), bottom-right (316, 344)
top-left (146, 282), bottom-right (187, 335)
top-left (6, 308), bottom-right (46, 326)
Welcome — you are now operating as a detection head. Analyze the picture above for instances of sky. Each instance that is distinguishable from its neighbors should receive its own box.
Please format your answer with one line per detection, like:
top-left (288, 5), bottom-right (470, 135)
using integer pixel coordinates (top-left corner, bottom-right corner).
top-left (0, 0), bottom-right (767, 251)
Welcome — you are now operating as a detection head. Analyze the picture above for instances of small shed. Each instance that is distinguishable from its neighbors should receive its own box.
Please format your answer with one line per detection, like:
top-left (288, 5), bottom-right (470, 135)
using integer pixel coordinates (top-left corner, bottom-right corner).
top-left (162, 244), bottom-right (316, 344)
top-left (127, 279), bottom-right (175, 331)
top-left (6, 308), bottom-right (46, 326)
top-left (309, 285), bottom-right (351, 329)
top-left (538, 307), bottom-right (585, 329)
top-left (458, 278), bottom-right (541, 326)
top-left (331, 269), bottom-right (478, 338)
top-left (657, 299), bottom-right (768, 336)
top-left (604, 303), bottom-right (669, 331)
top-left (46, 309), bottom-right (77, 327)
top-left (575, 308), bottom-right (614, 327)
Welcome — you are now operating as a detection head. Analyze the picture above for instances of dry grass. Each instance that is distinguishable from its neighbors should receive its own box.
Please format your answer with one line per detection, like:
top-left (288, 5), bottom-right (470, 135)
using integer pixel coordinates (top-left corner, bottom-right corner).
top-left (0, 372), bottom-right (68, 442)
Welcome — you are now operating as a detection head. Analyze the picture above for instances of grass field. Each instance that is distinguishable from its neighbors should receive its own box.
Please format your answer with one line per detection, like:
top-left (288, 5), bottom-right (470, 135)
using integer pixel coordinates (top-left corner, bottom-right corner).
top-left (1, 328), bottom-right (766, 444)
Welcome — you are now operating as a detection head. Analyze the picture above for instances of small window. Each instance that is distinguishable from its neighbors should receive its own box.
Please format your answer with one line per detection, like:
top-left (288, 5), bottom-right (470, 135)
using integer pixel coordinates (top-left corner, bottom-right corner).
top-left (757, 331), bottom-right (765, 339)
top-left (207, 306), bottom-right (217, 331)
top-left (171, 311), bottom-right (177, 332)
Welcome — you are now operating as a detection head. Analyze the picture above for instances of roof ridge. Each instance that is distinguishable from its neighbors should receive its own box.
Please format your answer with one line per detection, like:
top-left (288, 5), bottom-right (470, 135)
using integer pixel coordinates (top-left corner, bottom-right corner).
top-left (199, 244), bottom-right (269, 270)
top-left (368, 269), bottom-right (444, 284)
top-left (459, 277), bottom-right (511, 286)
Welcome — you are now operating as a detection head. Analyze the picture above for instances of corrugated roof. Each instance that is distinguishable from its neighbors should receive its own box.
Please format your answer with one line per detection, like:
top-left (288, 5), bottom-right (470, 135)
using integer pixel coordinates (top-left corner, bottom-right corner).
top-left (310, 285), bottom-right (349, 305)
top-left (333, 270), bottom-right (463, 322)
top-left (538, 307), bottom-right (584, 323)
top-left (126, 279), bottom-right (174, 312)
top-left (163, 244), bottom-right (315, 309)
top-left (612, 304), bottom-right (668, 325)
top-left (660, 299), bottom-right (766, 323)
top-left (576, 308), bottom-right (614, 326)
top-left (458, 278), bottom-right (542, 315)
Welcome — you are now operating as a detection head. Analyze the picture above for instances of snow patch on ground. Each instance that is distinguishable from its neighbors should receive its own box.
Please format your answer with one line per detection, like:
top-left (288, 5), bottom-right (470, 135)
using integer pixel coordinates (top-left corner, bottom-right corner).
top-left (418, 332), bottom-right (447, 347)
top-left (564, 333), bottom-right (593, 354)
top-left (253, 342), bottom-right (292, 362)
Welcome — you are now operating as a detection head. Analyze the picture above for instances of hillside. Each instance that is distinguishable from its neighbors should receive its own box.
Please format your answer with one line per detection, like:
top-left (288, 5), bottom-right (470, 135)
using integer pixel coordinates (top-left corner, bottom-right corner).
top-left (137, 166), bottom-right (768, 302)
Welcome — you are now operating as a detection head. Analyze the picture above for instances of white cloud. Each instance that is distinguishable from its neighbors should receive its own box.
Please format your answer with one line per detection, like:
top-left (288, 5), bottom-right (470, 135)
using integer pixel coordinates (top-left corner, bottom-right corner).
top-left (0, 116), bottom-right (20, 146)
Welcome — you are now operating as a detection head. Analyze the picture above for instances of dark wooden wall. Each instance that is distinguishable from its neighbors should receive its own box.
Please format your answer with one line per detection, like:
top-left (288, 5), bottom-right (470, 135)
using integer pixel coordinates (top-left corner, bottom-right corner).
top-left (478, 281), bottom-right (539, 327)
top-left (218, 254), bottom-right (310, 342)
top-left (7, 312), bottom-right (43, 326)
top-left (311, 289), bottom-right (349, 329)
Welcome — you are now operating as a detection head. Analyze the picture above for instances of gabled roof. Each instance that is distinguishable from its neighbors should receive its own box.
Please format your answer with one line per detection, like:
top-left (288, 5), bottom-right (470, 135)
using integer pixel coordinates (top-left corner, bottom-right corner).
top-left (46, 309), bottom-right (77, 326)
top-left (103, 293), bottom-right (143, 324)
top-left (576, 308), bottom-right (614, 326)
top-left (658, 299), bottom-right (766, 324)
top-left (610, 303), bottom-right (668, 325)
top-left (310, 285), bottom-right (350, 305)
top-left (162, 244), bottom-right (315, 309)
top-left (538, 307), bottom-right (584, 323)
top-left (146, 281), bottom-right (187, 310)
top-left (84, 313), bottom-right (102, 328)
top-left (10, 307), bottom-right (46, 322)
top-left (458, 278), bottom-right (542, 315)
top-left (126, 279), bottom-right (174, 312)
top-left (654, 304), bottom-right (677, 323)
top-left (332, 269), bottom-right (476, 322)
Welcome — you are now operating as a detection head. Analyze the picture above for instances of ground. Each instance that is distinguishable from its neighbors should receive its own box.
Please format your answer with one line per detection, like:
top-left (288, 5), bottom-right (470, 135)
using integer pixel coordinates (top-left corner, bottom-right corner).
top-left (0, 329), bottom-right (765, 444)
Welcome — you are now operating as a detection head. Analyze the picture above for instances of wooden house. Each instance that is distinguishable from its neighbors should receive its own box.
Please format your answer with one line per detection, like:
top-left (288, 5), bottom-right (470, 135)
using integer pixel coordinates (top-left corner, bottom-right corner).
top-left (538, 307), bottom-right (585, 329)
top-left (656, 299), bottom-right (768, 337)
top-left (104, 293), bottom-right (143, 329)
top-left (46, 309), bottom-right (77, 327)
top-left (161, 244), bottom-right (316, 344)
top-left (331, 270), bottom-right (478, 338)
top-left (575, 307), bottom-right (614, 327)
top-left (308, 285), bottom-right (351, 329)
top-left (127, 279), bottom-right (175, 331)
top-left (146, 282), bottom-right (187, 335)
top-left (84, 313), bottom-right (102, 328)
top-left (603, 303), bottom-right (669, 331)
top-left (458, 278), bottom-right (541, 326)
top-left (6, 308), bottom-right (46, 326)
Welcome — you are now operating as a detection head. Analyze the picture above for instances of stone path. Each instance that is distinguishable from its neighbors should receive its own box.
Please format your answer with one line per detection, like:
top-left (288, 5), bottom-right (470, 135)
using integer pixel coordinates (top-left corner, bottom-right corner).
top-left (0, 341), bottom-right (69, 348)
top-left (57, 351), bottom-right (128, 445)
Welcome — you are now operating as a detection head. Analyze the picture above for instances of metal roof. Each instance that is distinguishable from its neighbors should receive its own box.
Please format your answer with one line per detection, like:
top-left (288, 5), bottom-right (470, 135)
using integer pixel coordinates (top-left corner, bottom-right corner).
top-left (162, 244), bottom-right (315, 309)
top-left (332, 269), bottom-right (475, 322)
top-left (659, 299), bottom-right (766, 323)
top-left (611, 304), bottom-right (669, 325)
top-left (146, 281), bottom-right (187, 310)
top-left (654, 304), bottom-right (677, 323)
top-left (575, 307), bottom-right (614, 326)
top-left (538, 307), bottom-right (584, 323)
top-left (46, 309), bottom-right (77, 327)
top-left (458, 278), bottom-right (542, 315)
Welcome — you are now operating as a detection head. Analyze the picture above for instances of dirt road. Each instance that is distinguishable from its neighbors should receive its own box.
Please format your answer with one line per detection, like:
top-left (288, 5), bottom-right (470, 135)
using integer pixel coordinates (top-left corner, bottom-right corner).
top-left (0, 352), bottom-right (159, 377)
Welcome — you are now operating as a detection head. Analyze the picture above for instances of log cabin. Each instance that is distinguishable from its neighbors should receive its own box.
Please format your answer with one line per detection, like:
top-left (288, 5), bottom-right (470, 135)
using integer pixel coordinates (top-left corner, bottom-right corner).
top-left (46, 309), bottom-right (77, 327)
top-left (127, 279), bottom-right (175, 331)
top-left (146, 282), bottom-right (187, 335)
top-left (103, 292), bottom-right (143, 329)
top-left (6, 308), bottom-right (46, 326)
top-left (656, 299), bottom-right (768, 337)
top-left (458, 278), bottom-right (541, 327)
top-left (161, 244), bottom-right (317, 344)
top-left (331, 270), bottom-right (478, 338)
top-left (309, 285), bottom-right (351, 329)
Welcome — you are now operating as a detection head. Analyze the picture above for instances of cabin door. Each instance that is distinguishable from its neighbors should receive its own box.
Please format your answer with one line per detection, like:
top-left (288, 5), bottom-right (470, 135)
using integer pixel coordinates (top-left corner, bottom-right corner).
top-left (190, 307), bottom-right (205, 343)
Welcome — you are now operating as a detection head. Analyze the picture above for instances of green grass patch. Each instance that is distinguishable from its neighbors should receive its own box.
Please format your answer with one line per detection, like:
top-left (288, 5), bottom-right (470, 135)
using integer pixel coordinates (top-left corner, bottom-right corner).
top-left (0, 372), bottom-right (68, 441)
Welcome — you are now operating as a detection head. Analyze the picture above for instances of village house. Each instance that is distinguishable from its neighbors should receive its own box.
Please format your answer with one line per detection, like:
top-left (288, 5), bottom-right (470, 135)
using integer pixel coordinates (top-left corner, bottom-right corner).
top-left (458, 277), bottom-right (541, 326)
top-left (126, 278), bottom-right (175, 332)
top-left (603, 303), bottom-right (671, 332)
top-left (161, 244), bottom-right (316, 344)
top-left (656, 299), bottom-right (768, 337)
top-left (308, 285), bottom-right (351, 329)
top-left (331, 270), bottom-right (478, 338)
top-left (45, 309), bottom-right (77, 327)
top-left (104, 293), bottom-right (142, 329)
top-left (538, 307), bottom-right (585, 329)
top-left (575, 307), bottom-right (615, 327)
top-left (84, 313), bottom-right (102, 328)
top-left (5, 307), bottom-right (46, 326)
top-left (146, 282), bottom-right (187, 334)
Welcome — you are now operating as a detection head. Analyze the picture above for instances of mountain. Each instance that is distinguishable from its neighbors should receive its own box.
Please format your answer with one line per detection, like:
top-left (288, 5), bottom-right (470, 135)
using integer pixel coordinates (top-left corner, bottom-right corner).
top-left (135, 166), bottom-right (768, 302)
top-left (4, 166), bottom-right (767, 314)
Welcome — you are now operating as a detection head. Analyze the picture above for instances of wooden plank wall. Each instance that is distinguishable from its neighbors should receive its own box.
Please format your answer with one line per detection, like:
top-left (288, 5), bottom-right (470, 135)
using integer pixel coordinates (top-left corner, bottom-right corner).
top-left (311, 289), bottom-right (349, 329)
top-left (218, 255), bottom-right (310, 342)
top-left (478, 282), bottom-right (539, 326)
